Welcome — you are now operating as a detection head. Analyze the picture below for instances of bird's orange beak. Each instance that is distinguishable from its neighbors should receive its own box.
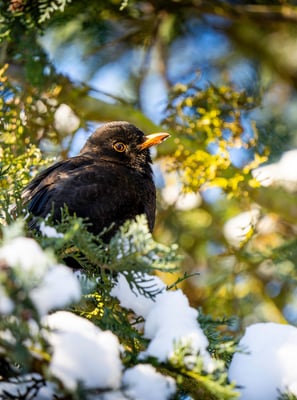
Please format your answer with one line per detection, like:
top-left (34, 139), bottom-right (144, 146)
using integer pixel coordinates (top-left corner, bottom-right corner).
top-left (138, 132), bottom-right (170, 151)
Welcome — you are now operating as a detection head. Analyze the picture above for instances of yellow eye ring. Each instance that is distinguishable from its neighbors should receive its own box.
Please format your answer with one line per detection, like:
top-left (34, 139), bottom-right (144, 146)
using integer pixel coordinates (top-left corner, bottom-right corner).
top-left (113, 142), bottom-right (127, 153)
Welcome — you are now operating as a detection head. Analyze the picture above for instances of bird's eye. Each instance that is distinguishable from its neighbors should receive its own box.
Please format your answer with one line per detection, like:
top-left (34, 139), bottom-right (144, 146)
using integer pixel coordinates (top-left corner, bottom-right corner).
top-left (113, 142), bottom-right (127, 153)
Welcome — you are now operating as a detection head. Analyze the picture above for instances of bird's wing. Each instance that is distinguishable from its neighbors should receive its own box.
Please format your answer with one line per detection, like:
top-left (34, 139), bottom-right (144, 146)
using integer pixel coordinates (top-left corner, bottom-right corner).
top-left (22, 157), bottom-right (154, 235)
top-left (22, 157), bottom-right (96, 221)
top-left (57, 163), bottom-right (153, 235)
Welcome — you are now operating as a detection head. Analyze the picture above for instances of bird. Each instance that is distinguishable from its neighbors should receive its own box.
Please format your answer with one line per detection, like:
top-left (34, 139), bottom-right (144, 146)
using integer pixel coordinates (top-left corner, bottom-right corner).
top-left (22, 121), bottom-right (170, 242)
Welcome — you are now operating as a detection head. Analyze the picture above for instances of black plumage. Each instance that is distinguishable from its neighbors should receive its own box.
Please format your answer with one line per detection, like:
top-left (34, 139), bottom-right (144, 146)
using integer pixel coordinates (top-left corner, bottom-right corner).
top-left (22, 121), bottom-right (169, 241)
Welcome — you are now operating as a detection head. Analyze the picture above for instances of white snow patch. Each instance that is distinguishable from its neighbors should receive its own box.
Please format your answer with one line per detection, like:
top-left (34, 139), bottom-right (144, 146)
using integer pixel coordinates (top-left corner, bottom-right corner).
top-left (73, 269), bottom-right (96, 292)
top-left (0, 328), bottom-right (16, 346)
top-left (110, 273), bottom-right (166, 318)
top-left (223, 208), bottom-right (260, 248)
top-left (54, 103), bottom-right (80, 135)
top-left (43, 311), bottom-right (122, 391)
top-left (0, 237), bottom-right (51, 285)
top-left (0, 286), bottom-right (14, 314)
top-left (0, 374), bottom-right (53, 399)
top-left (39, 221), bottom-right (64, 238)
top-left (253, 149), bottom-right (297, 191)
top-left (142, 290), bottom-right (214, 371)
top-left (229, 322), bottom-right (297, 399)
top-left (111, 274), bottom-right (215, 372)
top-left (30, 265), bottom-right (81, 315)
top-left (122, 364), bottom-right (176, 400)
top-left (161, 172), bottom-right (201, 210)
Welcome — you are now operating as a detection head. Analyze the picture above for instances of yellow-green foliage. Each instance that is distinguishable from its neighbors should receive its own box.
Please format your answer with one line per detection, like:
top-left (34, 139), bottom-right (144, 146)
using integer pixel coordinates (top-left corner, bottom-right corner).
top-left (165, 83), bottom-right (267, 197)
top-left (0, 65), bottom-right (51, 223)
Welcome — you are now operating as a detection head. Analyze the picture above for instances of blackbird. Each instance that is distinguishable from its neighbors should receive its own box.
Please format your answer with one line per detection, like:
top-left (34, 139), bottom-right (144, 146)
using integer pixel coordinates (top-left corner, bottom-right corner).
top-left (22, 121), bottom-right (170, 241)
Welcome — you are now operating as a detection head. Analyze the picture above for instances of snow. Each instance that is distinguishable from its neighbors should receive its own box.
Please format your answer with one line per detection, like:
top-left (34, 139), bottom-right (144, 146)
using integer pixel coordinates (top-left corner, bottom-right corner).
top-left (73, 269), bottom-right (96, 292)
top-left (161, 172), bottom-right (202, 210)
top-left (110, 215), bottom-right (154, 261)
top-left (1, 236), bottom-right (204, 399)
top-left (6, 236), bottom-right (297, 399)
top-left (0, 237), bottom-right (51, 286)
top-left (54, 103), bottom-right (80, 135)
top-left (142, 290), bottom-right (215, 372)
top-left (0, 236), bottom-right (81, 316)
top-left (43, 311), bottom-right (122, 391)
top-left (228, 322), bottom-right (297, 399)
top-left (122, 364), bottom-right (176, 400)
top-left (0, 374), bottom-right (54, 399)
top-left (39, 221), bottom-right (64, 238)
top-left (175, 192), bottom-right (201, 211)
top-left (111, 273), bottom-right (215, 372)
top-left (223, 208), bottom-right (260, 247)
top-left (253, 149), bottom-right (297, 191)
top-left (162, 185), bottom-right (201, 210)
top-left (30, 264), bottom-right (81, 315)
top-left (0, 328), bottom-right (16, 346)
top-left (0, 286), bottom-right (14, 314)
top-left (110, 272), bottom-right (166, 318)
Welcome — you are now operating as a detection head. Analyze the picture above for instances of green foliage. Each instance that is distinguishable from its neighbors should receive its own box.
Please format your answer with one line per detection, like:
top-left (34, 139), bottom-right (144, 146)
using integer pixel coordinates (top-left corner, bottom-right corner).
top-left (198, 311), bottom-right (238, 367)
top-left (0, 218), bottom-right (238, 399)
top-left (169, 338), bottom-right (238, 400)
top-left (2, 0), bottom-right (297, 398)
top-left (279, 393), bottom-right (297, 400)
top-left (0, 0), bottom-right (72, 34)
top-left (36, 210), bottom-right (180, 276)
top-left (164, 82), bottom-right (267, 197)
top-left (0, 65), bottom-right (52, 225)
top-left (153, 78), bottom-right (297, 329)
top-left (109, 215), bottom-right (180, 273)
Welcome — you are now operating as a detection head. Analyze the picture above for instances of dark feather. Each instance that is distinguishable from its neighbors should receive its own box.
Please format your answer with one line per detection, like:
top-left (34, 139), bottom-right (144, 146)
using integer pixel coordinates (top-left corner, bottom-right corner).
top-left (22, 122), bottom-right (168, 242)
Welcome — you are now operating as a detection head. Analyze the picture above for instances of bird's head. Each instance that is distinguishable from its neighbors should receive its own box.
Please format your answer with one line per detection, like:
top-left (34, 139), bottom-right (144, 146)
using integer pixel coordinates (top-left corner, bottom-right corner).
top-left (80, 121), bottom-right (170, 174)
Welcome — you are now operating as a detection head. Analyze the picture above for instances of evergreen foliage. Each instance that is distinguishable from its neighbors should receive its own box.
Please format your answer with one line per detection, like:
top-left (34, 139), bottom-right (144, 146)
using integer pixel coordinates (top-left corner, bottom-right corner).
top-left (2, 0), bottom-right (297, 399)
top-left (0, 216), bottom-right (238, 399)
top-left (164, 82), bottom-right (266, 197)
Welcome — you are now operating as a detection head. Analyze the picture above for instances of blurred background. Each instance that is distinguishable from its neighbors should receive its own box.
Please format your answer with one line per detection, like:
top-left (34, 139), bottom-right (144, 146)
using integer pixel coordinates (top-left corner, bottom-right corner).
top-left (3, 0), bottom-right (297, 331)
